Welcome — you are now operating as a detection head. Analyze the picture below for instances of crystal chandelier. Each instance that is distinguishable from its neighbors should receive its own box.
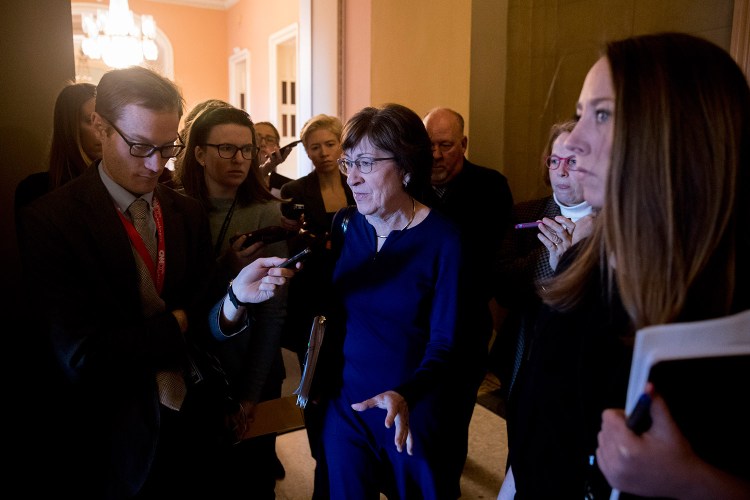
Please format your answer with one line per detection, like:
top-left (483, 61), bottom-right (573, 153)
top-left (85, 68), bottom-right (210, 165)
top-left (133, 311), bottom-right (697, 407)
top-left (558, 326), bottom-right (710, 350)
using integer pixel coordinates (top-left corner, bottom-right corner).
top-left (80, 0), bottom-right (158, 69)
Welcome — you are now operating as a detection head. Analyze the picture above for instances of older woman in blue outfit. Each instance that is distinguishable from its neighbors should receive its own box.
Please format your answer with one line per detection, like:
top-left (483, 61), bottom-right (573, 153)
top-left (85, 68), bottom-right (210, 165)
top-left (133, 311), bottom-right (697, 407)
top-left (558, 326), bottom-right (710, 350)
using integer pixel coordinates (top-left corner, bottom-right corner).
top-left (319, 103), bottom-right (466, 499)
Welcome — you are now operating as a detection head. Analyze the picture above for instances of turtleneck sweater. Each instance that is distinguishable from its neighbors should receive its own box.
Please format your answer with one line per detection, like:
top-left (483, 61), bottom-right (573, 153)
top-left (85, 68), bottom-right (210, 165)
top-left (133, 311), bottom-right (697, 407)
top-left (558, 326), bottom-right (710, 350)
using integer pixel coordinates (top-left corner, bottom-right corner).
top-left (554, 193), bottom-right (593, 222)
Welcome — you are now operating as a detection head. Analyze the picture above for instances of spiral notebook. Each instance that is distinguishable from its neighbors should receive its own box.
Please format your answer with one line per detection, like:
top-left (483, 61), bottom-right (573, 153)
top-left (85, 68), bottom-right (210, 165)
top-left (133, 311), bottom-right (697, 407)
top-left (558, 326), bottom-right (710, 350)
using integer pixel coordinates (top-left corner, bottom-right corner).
top-left (294, 315), bottom-right (327, 409)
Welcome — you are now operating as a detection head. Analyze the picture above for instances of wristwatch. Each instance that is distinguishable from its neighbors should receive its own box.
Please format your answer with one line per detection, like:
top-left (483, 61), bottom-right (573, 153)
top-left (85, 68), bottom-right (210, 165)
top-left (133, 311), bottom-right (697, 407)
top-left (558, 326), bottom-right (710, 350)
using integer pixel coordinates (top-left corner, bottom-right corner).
top-left (227, 280), bottom-right (251, 308)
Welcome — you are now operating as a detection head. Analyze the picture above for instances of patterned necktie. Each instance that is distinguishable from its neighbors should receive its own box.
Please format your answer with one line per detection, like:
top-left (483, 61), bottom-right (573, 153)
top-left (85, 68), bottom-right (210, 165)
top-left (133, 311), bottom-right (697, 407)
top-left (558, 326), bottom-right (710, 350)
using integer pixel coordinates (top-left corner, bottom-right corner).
top-left (127, 198), bottom-right (186, 411)
top-left (432, 184), bottom-right (448, 200)
top-left (128, 198), bottom-right (156, 261)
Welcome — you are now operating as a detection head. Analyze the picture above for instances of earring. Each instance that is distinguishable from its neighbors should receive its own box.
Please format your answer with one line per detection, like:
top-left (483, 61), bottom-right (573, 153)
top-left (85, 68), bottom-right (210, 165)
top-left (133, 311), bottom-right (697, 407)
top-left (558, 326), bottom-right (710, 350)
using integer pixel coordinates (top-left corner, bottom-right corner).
top-left (403, 174), bottom-right (411, 187)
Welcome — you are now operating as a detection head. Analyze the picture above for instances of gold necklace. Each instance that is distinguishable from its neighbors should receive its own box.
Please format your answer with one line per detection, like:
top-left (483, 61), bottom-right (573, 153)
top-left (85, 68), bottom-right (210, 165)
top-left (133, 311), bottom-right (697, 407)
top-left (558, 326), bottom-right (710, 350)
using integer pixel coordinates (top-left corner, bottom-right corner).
top-left (377, 197), bottom-right (416, 238)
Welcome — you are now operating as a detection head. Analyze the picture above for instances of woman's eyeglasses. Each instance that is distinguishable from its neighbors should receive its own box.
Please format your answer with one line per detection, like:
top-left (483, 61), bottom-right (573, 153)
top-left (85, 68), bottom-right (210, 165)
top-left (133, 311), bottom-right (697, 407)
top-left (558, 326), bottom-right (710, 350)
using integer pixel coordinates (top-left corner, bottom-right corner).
top-left (545, 155), bottom-right (577, 170)
top-left (203, 143), bottom-right (259, 160)
top-left (337, 157), bottom-right (395, 174)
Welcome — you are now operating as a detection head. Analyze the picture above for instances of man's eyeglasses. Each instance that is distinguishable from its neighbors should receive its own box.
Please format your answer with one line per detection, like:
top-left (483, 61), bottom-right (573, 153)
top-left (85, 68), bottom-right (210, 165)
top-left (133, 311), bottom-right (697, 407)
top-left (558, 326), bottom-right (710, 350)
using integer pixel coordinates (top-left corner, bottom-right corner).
top-left (204, 143), bottom-right (259, 160)
top-left (104, 117), bottom-right (185, 159)
top-left (337, 157), bottom-right (395, 175)
top-left (545, 155), bottom-right (577, 170)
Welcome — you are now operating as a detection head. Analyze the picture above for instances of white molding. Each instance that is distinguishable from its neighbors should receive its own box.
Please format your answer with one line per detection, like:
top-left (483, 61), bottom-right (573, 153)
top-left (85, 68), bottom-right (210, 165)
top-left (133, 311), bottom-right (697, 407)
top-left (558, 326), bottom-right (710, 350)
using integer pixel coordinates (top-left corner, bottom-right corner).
top-left (229, 48), bottom-right (251, 112)
top-left (268, 23), bottom-right (299, 125)
top-left (298, 0), bottom-right (312, 176)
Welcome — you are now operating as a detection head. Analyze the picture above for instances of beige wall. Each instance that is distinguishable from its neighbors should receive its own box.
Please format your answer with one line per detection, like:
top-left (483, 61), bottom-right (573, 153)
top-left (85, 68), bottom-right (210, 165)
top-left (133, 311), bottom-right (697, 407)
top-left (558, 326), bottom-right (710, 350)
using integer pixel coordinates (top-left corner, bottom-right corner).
top-left (311, 0), bottom-right (342, 117)
top-left (128, 0), bottom-right (299, 123)
top-left (468, 0), bottom-right (508, 173)
top-left (227, 0), bottom-right (299, 122)
top-left (128, 0), bottom-right (228, 116)
top-left (369, 0), bottom-right (472, 121)
top-left (343, 0), bottom-right (372, 120)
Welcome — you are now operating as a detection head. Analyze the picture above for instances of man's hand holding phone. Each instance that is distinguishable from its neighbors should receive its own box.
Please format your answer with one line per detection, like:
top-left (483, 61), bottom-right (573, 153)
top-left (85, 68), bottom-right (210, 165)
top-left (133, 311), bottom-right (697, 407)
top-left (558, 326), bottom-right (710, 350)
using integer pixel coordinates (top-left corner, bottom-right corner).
top-left (259, 139), bottom-right (301, 177)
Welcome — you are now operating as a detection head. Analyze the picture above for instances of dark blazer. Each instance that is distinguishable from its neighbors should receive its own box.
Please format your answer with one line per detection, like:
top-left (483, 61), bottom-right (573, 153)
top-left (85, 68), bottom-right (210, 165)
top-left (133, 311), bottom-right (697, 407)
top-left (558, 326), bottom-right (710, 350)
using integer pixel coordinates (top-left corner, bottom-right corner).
top-left (279, 170), bottom-right (355, 241)
top-left (18, 164), bottom-right (218, 498)
top-left (489, 195), bottom-right (560, 394)
top-left (278, 170), bottom-right (354, 357)
top-left (494, 195), bottom-right (560, 308)
top-left (424, 159), bottom-right (513, 348)
top-left (424, 159), bottom-right (513, 294)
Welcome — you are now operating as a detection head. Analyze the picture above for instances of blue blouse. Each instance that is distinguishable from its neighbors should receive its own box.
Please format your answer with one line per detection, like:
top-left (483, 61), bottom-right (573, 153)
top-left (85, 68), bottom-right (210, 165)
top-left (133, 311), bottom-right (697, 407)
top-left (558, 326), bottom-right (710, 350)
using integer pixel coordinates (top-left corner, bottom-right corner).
top-left (332, 208), bottom-right (463, 406)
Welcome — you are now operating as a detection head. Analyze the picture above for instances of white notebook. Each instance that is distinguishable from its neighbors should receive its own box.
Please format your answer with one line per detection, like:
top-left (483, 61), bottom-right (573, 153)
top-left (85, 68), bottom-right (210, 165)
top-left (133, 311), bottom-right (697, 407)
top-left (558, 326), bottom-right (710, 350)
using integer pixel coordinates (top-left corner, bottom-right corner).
top-left (611, 308), bottom-right (750, 499)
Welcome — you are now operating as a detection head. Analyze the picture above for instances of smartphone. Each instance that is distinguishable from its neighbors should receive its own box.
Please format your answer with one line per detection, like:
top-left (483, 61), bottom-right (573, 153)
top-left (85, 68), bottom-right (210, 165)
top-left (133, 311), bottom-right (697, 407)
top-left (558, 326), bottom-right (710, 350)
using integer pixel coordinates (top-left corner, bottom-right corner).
top-left (279, 139), bottom-right (302, 156)
top-left (276, 247), bottom-right (312, 269)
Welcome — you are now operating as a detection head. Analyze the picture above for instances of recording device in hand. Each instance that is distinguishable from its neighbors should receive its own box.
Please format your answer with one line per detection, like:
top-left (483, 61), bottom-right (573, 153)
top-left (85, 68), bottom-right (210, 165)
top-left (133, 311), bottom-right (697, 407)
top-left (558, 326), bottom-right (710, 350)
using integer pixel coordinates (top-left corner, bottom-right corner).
top-left (280, 139), bottom-right (302, 156)
top-left (277, 246), bottom-right (313, 269)
top-left (281, 201), bottom-right (305, 220)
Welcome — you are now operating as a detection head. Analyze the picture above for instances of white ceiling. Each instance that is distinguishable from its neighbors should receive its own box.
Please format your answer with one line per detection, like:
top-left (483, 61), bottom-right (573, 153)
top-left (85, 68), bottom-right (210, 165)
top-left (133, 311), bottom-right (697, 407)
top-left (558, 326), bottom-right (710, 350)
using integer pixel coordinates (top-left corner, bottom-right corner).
top-left (149, 0), bottom-right (239, 10)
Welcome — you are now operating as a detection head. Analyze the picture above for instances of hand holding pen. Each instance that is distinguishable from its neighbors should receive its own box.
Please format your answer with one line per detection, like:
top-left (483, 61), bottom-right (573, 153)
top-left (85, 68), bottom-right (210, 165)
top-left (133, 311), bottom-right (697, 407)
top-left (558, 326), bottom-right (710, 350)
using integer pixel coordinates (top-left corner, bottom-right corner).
top-left (527, 216), bottom-right (574, 270)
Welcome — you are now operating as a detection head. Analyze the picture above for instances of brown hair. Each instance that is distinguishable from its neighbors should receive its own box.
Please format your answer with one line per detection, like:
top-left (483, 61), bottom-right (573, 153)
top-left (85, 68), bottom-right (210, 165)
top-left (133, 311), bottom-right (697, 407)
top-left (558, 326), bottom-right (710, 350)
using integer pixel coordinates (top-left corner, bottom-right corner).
top-left (48, 82), bottom-right (97, 189)
top-left (173, 99), bottom-right (231, 169)
top-left (255, 121), bottom-right (281, 142)
top-left (174, 106), bottom-right (278, 209)
top-left (95, 66), bottom-right (184, 123)
top-left (341, 103), bottom-right (432, 202)
top-left (542, 33), bottom-right (750, 329)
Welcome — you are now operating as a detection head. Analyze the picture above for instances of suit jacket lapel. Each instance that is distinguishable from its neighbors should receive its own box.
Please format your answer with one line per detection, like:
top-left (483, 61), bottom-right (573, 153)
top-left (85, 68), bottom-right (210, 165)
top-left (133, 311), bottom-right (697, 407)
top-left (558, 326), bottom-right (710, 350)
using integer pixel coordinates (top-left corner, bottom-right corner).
top-left (73, 166), bottom-right (147, 309)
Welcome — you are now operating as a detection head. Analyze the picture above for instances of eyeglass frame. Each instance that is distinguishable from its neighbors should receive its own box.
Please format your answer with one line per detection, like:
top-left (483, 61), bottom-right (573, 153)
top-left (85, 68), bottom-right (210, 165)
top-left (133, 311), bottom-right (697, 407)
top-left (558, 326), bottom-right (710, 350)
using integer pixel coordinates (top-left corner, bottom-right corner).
top-left (337, 156), bottom-right (395, 175)
top-left (102, 115), bottom-right (186, 159)
top-left (545, 154), bottom-right (577, 170)
top-left (203, 143), bottom-right (260, 161)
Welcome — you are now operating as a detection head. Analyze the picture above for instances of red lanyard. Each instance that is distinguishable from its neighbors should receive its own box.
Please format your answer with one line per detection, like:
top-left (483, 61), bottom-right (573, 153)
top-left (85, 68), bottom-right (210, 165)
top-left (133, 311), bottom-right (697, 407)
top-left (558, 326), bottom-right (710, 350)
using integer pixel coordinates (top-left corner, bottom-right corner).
top-left (117, 197), bottom-right (166, 294)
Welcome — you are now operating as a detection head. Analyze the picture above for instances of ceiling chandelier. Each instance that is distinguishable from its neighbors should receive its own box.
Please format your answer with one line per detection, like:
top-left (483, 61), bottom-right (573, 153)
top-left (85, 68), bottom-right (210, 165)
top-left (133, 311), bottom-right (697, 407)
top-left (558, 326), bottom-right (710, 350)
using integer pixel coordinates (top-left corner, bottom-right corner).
top-left (80, 0), bottom-right (158, 69)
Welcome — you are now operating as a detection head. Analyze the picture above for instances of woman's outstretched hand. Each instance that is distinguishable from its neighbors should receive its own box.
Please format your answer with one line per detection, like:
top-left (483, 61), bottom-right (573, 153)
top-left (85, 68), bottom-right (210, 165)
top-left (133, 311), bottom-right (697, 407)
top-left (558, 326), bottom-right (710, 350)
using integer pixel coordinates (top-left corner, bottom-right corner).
top-left (352, 390), bottom-right (413, 455)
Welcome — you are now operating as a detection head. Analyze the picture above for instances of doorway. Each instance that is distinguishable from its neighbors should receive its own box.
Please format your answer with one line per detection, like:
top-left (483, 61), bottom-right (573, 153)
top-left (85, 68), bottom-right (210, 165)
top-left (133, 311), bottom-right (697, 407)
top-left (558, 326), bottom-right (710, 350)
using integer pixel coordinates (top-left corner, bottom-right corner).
top-left (229, 48), bottom-right (251, 112)
top-left (269, 24), bottom-right (302, 179)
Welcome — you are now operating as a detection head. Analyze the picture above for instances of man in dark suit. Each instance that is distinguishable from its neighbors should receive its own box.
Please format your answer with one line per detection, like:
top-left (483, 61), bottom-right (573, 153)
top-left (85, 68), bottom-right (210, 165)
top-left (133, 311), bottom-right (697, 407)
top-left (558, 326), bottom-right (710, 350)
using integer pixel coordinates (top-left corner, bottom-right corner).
top-left (18, 66), bottom-right (293, 499)
top-left (423, 107), bottom-right (514, 496)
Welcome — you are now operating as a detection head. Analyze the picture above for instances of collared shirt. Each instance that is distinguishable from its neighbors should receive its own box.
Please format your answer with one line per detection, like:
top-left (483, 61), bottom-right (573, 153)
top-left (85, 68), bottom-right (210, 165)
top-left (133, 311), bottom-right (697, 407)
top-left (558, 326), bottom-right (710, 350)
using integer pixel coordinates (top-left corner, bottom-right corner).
top-left (98, 161), bottom-right (156, 234)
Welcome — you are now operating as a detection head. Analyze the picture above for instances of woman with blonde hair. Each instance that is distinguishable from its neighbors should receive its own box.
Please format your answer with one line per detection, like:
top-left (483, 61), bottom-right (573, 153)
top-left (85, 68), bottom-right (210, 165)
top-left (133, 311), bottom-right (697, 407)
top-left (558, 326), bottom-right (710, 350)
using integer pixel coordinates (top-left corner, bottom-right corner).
top-left (278, 114), bottom-right (354, 362)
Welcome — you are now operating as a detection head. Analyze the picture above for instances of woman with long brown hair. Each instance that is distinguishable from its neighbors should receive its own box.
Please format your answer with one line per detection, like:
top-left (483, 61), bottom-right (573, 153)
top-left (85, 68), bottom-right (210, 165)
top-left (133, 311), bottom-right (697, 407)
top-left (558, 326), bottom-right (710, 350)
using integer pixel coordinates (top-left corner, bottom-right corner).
top-left (502, 32), bottom-right (750, 499)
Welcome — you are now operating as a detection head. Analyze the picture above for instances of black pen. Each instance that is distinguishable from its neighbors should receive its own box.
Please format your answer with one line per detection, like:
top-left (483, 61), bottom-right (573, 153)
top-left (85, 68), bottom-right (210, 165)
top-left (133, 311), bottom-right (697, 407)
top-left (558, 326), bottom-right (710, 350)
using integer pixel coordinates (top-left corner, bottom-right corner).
top-left (626, 392), bottom-right (653, 435)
